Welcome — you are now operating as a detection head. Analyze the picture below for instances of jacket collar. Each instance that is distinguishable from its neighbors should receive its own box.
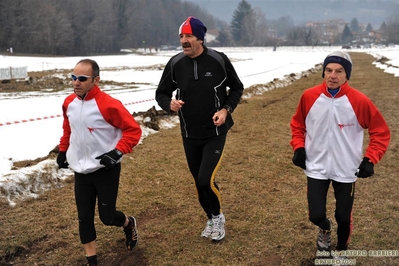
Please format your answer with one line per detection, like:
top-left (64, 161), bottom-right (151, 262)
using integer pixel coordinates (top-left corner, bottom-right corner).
top-left (187, 45), bottom-right (208, 60)
top-left (77, 85), bottom-right (100, 101)
top-left (322, 80), bottom-right (350, 98)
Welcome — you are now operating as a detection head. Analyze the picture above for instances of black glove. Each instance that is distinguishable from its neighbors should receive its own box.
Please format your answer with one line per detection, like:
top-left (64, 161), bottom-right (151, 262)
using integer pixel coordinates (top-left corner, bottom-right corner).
top-left (56, 151), bottom-right (69, 169)
top-left (356, 157), bottom-right (374, 178)
top-left (292, 147), bottom-right (306, 170)
top-left (95, 149), bottom-right (123, 169)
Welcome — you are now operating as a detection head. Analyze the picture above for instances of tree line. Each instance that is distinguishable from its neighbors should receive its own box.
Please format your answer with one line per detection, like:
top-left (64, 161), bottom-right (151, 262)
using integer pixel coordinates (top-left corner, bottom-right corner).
top-left (0, 0), bottom-right (220, 55)
top-left (0, 0), bottom-right (398, 56)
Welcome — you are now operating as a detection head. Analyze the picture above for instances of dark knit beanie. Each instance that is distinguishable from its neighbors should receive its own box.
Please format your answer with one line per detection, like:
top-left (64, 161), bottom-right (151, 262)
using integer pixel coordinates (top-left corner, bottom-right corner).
top-left (179, 16), bottom-right (207, 41)
top-left (322, 51), bottom-right (353, 80)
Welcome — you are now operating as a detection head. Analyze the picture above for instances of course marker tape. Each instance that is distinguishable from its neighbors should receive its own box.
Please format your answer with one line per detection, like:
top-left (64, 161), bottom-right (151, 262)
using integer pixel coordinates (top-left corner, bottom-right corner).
top-left (0, 98), bottom-right (155, 127)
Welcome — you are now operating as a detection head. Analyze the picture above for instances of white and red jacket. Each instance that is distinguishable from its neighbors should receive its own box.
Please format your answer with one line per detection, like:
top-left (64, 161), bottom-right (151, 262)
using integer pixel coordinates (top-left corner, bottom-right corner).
top-left (290, 81), bottom-right (390, 183)
top-left (59, 85), bottom-right (142, 174)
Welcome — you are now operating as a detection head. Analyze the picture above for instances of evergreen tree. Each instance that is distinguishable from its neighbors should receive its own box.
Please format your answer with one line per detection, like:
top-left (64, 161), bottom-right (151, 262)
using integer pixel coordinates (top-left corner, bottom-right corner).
top-left (365, 23), bottom-right (373, 33)
top-left (380, 21), bottom-right (387, 32)
top-left (216, 29), bottom-right (231, 46)
top-left (341, 24), bottom-right (352, 43)
top-left (230, 0), bottom-right (253, 45)
top-left (349, 18), bottom-right (360, 33)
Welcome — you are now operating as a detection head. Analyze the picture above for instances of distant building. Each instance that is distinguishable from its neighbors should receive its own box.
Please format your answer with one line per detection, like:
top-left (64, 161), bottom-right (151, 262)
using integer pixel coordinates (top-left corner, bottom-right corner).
top-left (306, 19), bottom-right (346, 44)
top-left (205, 29), bottom-right (219, 44)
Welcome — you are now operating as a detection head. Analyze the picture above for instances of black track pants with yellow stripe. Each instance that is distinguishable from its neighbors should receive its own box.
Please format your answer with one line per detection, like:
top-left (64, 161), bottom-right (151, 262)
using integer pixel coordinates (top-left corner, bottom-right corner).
top-left (182, 134), bottom-right (227, 219)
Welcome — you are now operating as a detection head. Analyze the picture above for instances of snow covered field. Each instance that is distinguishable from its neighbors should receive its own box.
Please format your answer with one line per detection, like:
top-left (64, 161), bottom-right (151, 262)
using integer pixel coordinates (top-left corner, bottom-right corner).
top-left (1, 46), bottom-right (398, 206)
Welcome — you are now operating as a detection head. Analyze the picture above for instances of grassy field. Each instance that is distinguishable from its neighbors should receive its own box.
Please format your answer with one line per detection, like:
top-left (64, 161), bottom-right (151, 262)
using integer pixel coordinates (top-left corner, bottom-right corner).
top-left (0, 52), bottom-right (398, 266)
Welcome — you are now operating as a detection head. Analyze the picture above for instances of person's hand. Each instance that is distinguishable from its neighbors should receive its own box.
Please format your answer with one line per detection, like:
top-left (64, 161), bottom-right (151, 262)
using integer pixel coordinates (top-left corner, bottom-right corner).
top-left (213, 109), bottom-right (228, 126)
top-left (56, 151), bottom-right (69, 169)
top-left (356, 157), bottom-right (374, 178)
top-left (95, 149), bottom-right (123, 169)
top-left (170, 99), bottom-right (184, 112)
top-left (292, 147), bottom-right (306, 170)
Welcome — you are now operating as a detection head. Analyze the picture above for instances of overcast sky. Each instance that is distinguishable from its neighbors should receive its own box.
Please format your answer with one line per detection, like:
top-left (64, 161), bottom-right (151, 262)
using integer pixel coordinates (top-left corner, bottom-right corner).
top-left (185, 0), bottom-right (399, 28)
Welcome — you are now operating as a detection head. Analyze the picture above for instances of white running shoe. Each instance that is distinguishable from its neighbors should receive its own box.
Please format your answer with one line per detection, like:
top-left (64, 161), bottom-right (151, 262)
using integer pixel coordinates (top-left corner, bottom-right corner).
top-left (317, 228), bottom-right (331, 251)
top-left (201, 219), bottom-right (213, 238)
top-left (211, 213), bottom-right (225, 241)
top-left (317, 219), bottom-right (332, 251)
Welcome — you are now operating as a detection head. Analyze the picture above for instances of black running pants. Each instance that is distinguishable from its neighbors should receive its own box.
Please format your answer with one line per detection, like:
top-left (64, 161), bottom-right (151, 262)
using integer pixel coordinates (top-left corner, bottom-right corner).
top-left (74, 164), bottom-right (126, 244)
top-left (182, 134), bottom-right (226, 219)
top-left (307, 177), bottom-right (355, 250)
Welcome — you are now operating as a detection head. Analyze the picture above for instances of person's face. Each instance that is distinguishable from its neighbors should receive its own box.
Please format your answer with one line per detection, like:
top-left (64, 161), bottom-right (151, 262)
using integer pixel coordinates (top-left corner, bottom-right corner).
top-left (180, 34), bottom-right (204, 58)
top-left (323, 63), bottom-right (347, 89)
top-left (72, 63), bottom-right (99, 97)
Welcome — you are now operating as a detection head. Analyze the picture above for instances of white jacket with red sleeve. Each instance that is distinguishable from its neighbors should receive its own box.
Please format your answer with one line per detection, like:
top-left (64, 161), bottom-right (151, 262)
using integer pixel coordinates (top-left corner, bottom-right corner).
top-left (290, 81), bottom-right (390, 183)
top-left (59, 85), bottom-right (142, 174)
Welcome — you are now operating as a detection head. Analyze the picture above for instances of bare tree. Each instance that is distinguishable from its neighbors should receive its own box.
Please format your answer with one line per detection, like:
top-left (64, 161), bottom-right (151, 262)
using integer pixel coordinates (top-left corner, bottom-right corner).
top-left (0, 0), bottom-right (31, 53)
top-left (0, 0), bottom-right (15, 51)
top-left (272, 16), bottom-right (295, 38)
top-left (301, 26), bottom-right (316, 46)
top-left (24, 0), bottom-right (74, 55)
top-left (249, 8), bottom-right (269, 46)
top-left (384, 15), bottom-right (399, 44)
top-left (287, 26), bottom-right (304, 45)
top-left (241, 9), bottom-right (257, 46)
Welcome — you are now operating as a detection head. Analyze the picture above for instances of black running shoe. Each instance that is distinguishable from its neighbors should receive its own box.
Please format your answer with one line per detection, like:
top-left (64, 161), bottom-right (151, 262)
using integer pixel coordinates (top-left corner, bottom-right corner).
top-left (124, 216), bottom-right (138, 250)
top-left (85, 254), bottom-right (97, 266)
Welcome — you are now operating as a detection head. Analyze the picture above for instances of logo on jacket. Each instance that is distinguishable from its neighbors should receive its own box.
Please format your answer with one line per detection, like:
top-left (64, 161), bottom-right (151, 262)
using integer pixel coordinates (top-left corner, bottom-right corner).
top-left (338, 123), bottom-right (355, 130)
top-left (88, 127), bottom-right (96, 133)
top-left (205, 72), bottom-right (212, 77)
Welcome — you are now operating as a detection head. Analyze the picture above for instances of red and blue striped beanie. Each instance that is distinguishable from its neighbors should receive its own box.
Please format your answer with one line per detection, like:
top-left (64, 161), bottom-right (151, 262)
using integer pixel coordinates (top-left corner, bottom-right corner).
top-left (179, 16), bottom-right (207, 41)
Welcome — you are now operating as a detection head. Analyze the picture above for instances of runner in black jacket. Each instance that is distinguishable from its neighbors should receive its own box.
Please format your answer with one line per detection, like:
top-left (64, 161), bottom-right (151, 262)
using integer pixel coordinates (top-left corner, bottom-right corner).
top-left (156, 16), bottom-right (244, 241)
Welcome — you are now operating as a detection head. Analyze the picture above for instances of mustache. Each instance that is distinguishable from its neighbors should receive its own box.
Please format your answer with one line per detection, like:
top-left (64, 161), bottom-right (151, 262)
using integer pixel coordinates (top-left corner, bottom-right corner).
top-left (182, 42), bottom-right (191, 48)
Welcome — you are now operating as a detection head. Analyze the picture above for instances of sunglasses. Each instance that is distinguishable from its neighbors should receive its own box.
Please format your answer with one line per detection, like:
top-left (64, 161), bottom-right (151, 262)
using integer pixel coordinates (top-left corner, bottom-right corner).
top-left (71, 74), bottom-right (95, 82)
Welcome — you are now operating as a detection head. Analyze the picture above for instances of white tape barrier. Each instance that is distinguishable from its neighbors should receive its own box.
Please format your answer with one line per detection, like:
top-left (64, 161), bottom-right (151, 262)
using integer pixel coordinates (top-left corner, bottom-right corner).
top-left (0, 98), bottom-right (155, 127)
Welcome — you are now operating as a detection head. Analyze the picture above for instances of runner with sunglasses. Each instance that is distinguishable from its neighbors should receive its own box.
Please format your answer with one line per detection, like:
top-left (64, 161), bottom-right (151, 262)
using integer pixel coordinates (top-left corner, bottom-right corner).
top-left (57, 59), bottom-right (142, 266)
top-left (71, 74), bottom-right (96, 82)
